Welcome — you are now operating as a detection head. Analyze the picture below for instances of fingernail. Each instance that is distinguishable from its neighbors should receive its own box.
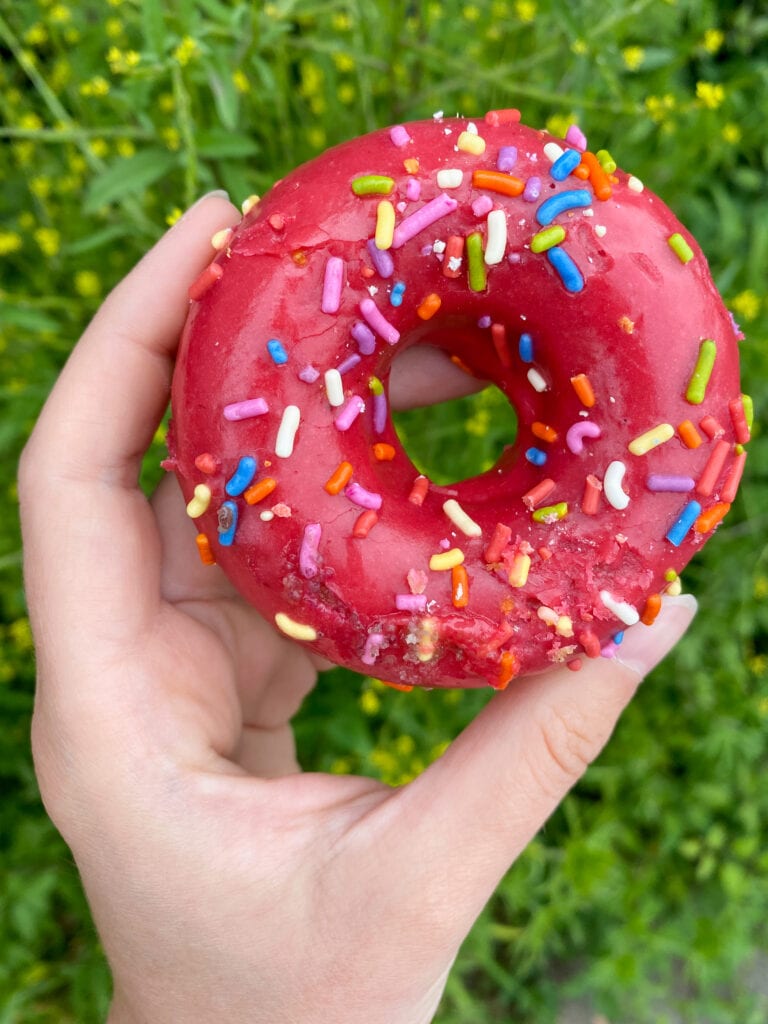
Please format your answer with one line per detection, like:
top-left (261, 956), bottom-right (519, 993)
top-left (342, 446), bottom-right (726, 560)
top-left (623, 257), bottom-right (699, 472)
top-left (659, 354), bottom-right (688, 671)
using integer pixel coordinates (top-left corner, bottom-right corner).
top-left (191, 189), bottom-right (230, 207)
top-left (615, 593), bottom-right (698, 679)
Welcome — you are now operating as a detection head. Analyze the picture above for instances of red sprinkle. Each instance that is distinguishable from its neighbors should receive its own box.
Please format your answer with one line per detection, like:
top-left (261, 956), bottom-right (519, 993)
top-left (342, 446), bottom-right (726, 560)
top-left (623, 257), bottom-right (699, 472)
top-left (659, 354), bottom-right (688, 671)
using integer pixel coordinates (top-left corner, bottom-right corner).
top-left (721, 450), bottom-right (746, 503)
top-left (194, 452), bottom-right (219, 474)
top-left (188, 262), bottom-right (223, 301)
top-left (581, 474), bottom-right (602, 515)
top-left (491, 322), bottom-right (512, 368)
top-left (695, 439), bottom-right (730, 497)
top-left (700, 415), bottom-right (725, 440)
top-left (442, 235), bottom-right (465, 279)
top-left (537, 546), bottom-right (553, 560)
top-left (484, 522), bottom-right (512, 563)
top-left (522, 478), bottom-right (556, 510)
top-left (578, 630), bottom-right (601, 658)
top-left (353, 510), bottom-right (378, 538)
top-left (567, 658), bottom-right (583, 672)
top-left (484, 108), bottom-right (522, 126)
top-left (728, 396), bottom-right (751, 443)
top-left (408, 475), bottom-right (429, 506)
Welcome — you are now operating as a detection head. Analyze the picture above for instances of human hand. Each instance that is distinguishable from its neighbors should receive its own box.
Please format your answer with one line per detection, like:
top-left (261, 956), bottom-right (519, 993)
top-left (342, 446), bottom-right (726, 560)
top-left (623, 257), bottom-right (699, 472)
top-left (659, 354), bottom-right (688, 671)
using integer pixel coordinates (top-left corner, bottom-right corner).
top-left (19, 194), bottom-right (697, 1024)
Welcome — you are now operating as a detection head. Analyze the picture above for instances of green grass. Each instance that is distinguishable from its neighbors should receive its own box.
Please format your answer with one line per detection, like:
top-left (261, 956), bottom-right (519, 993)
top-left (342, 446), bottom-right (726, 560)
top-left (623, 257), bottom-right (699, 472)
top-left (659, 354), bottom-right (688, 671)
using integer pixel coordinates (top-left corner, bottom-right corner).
top-left (1, 1), bottom-right (767, 1021)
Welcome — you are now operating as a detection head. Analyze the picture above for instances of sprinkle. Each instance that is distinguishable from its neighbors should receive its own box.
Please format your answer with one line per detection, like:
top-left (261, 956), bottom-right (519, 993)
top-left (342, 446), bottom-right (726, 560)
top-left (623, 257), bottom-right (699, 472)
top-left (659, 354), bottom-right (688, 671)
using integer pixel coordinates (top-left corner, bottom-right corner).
top-left (491, 323), bottom-right (512, 367)
top-left (742, 394), bottom-right (754, 432)
top-left (429, 548), bottom-right (464, 571)
top-left (361, 632), bottom-right (385, 665)
top-left (566, 420), bottom-right (601, 454)
top-left (604, 461), bottom-right (630, 510)
top-left (472, 169), bottom-right (525, 197)
top-left (389, 124), bottom-right (411, 147)
top-left (442, 235), bottom-right (465, 278)
top-left (518, 332), bottom-right (534, 362)
top-left (392, 193), bottom-right (458, 249)
top-left (495, 650), bottom-right (519, 690)
top-left (527, 367), bottom-right (548, 392)
top-left (580, 151), bottom-right (612, 201)
top-left (484, 209), bottom-right (507, 265)
top-left (195, 533), bottom-right (215, 566)
top-left (628, 423), bottom-right (675, 456)
top-left (551, 149), bottom-right (582, 181)
top-left (323, 368), bottom-right (345, 407)
top-left (556, 616), bottom-right (574, 637)
top-left (244, 477), bottom-right (277, 504)
top-left (275, 405), bottom-right (300, 458)
top-left (678, 419), bottom-right (703, 448)
top-left (188, 262), bottom-right (223, 301)
top-left (547, 246), bottom-right (585, 292)
top-left (695, 502), bottom-right (731, 534)
top-left (324, 461), bottom-right (354, 495)
top-left (409, 475), bottom-right (429, 506)
top-left (406, 177), bottom-right (421, 201)
top-left (666, 576), bottom-right (682, 596)
top-left (299, 523), bottom-right (322, 579)
top-left (565, 124), bottom-right (588, 151)
top-left (360, 297), bottom-right (400, 344)
top-left (596, 150), bottom-right (617, 173)
top-left (351, 175), bottom-right (395, 196)
top-left (267, 339), bottom-right (288, 364)
top-left (186, 483), bottom-right (211, 518)
top-left (595, 225), bottom-right (607, 238)
top-left (260, 510), bottom-right (274, 522)
top-left (582, 474), bottom-right (602, 514)
top-left (668, 233), bottom-right (694, 264)
top-left (532, 422), bottom-right (558, 443)
top-left (443, 498), bottom-right (482, 537)
top-left (685, 339), bottom-right (717, 404)
top-left (351, 320), bottom-right (376, 355)
top-left (532, 502), bottom-right (568, 523)
top-left (478, 315), bottom-right (492, 328)
top-left (639, 594), bottom-right (662, 626)
top-left (538, 606), bottom-right (558, 626)
top-left (466, 232), bottom-right (487, 291)
top-left (579, 631), bottom-right (601, 659)
top-left (695, 438), bottom-right (730, 497)
top-left (721, 450), bottom-right (746, 503)
top-left (365, 238), bottom-right (394, 279)
top-left (536, 189), bottom-right (592, 225)
top-left (211, 227), bottom-right (233, 250)
top-left (497, 145), bottom-right (518, 171)
top-left (531, 225), bottom-right (566, 252)
top-left (484, 522), bottom-right (512, 562)
top-left (525, 447), bottom-right (547, 466)
top-left (508, 552), bottom-right (531, 588)
top-left (627, 176), bottom-right (644, 193)
top-left (353, 509), bottom-right (378, 538)
top-left (544, 142), bottom-right (565, 162)
top-left (600, 590), bottom-right (640, 625)
top-left (334, 395), bottom-right (365, 431)
top-left (472, 195), bottom-right (494, 217)
top-left (646, 474), bottom-right (695, 492)
top-left (523, 176), bottom-right (541, 202)
top-left (664, 569), bottom-right (678, 582)
top-left (523, 478), bottom-right (557, 510)
top-left (194, 453), bottom-right (218, 474)
top-left (416, 618), bottom-right (438, 663)
top-left (375, 200), bottom-right (396, 250)
top-left (437, 168), bottom-right (463, 189)
top-left (370, 443), bottom-right (394, 462)
top-left (390, 281), bottom-right (406, 307)
top-left (396, 593), bottom-right (428, 612)
top-left (345, 481), bottom-right (382, 510)
top-left (321, 256), bottom-right (344, 313)
top-left (298, 365), bottom-right (320, 383)
top-left (268, 214), bottom-right (285, 231)
top-left (275, 612), bottom-right (317, 642)
top-left (417, 293), bottom-right (442, 319)
top-left (218, 500), bottom-right (238, 546)
top-left (225, 455), bottom-right (257, 497)
top-left (337, 353), bottom-right (361, 375)
top-left (729, 395), bottom-right (751, 443)
top-left (451, 564), bottom-right (470, 608)
top-left (700, 415), bottom-right (725, 440)
top-left (570, 373), bottom-right (596, 407)
top-left (371, 385), bottom-right (387, 434)
top-left (666, 500), bottom-right (702, 546)
top-left (241, 194), bottom-right (260, 215)
top-left (484, 108), bottom-right (521, 126)
top-left (457, 130), bottom-right (486, 155)
top-left (600, 641), bottom-right (619, 659)
top-left (224, 398), bottom-right (269, 421)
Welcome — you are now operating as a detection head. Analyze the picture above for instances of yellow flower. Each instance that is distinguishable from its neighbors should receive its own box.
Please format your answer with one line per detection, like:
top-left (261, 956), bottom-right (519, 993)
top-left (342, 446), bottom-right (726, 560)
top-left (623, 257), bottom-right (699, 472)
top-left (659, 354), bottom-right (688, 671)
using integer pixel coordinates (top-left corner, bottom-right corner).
top-left (749, 655), bottom-right (767, 676)
top-left (696, 81), bottom-right (725, 110)
top-left (395, 734), bottom-right (415, 757)
top-left (463, 5), bottom-right (481, 20)
top-left (307, 126), bottom-right (326, 150)
top-left (645, 93), bottom-right (676, 122)
top-left (332, 52), bottom-right (355, 73)
top-left (331, 13), bottom-right (352, 31)
top-left (34, 227), bottom-right (61, 257)
top-left (173, 36), bottom-right (200, 66)
top-left (571, 38), bottom-right (588, 55)
top-left (360, 688), bottom-right (381, 716)
top-left (622, 46), bottom-right (645, 71)
top-left (153, 423), bottom-right (167, 445)
top-left (116, 137), bottom-right (135, 158)
top-left (337, 83), bottom-right (355, 104)
top-left (13, 141), bottom-right (35, 166)
top-left (162, 126), bottom-right (181, 151)
top-left (18, 211), bottom-right (35, 229)
top-left (80, 75), bottom-right (110, 97)
top-left (19, 112), bottom-right (44, 130)
top-left (159, 92), bottom-right (175, 113)
top-left (68, 152), bottom-right (87, 174)
top-left (731, 289), bottom-right (761, 322)
top-left (51, 58), bottom-right (72, 91)
top-left (330, 757), bottom-right (353, 774)
top-left (0, 231), bottom-right (23, 255)
top-left (30, 176), bottom-right (52, 199)
top-left (722, 122), bottom-right (741, 144)
top-left (430, 740), bottom-right (450, 761)
top-left (74, 270), bottom-right (101, 297)
top-left (515, 0), bottom-right (537, 22)
top-left (89, 138), bottom-right (109, 157)
top-left (300, 59), bottom-right (323, 97)
top-left (232, 69), bottom-right (249, 94)
top-left (106, 17), bottom-right (124, 39)
top-left (24, 23), bottom-right (48, 46)
top-left (50, 4), bottom-right (71, 22)
top-left (465, 409), bottom-right (490, 437)
top-left (107, 46), bottom-right (141, 74)
top-left (703, 28), bottom-right (724, 53)
top-left (166, 207), bottom-right (183, 226)
top-left (107, 0), bottom-right (124, 7)
top-left (546, 111), bottom-right (576, 139)
top-left (9, 618), bottom-right (34, 652)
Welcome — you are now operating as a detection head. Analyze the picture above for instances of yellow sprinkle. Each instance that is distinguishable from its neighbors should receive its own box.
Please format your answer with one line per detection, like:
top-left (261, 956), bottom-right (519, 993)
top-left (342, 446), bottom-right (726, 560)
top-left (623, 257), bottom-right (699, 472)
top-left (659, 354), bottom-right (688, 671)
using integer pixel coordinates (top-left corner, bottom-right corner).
top-left (628, 423), bottom-right (674, 455)
top-left (275, 612), bottom-right (318, 642)
top-left (185, 483), bottom-right (211, 518)
top-left (375, 200), bottom-right (395, 250)
top-left (241, 194), bottom-right (260, 215)
top-left (508, 553), bottom-right (531, 588)
top-left (555, 615), bottom-right (574, 637)
top-left (211, 227), bottom-right (233, 250)
top-left (457, 130), bottom-right (486, 155)
top-left (442, 498), bottom-right (482, 537)
top-left (429, 548), bottom-right (465, 571)
top-left (666, 577), bottom-right (682, 596)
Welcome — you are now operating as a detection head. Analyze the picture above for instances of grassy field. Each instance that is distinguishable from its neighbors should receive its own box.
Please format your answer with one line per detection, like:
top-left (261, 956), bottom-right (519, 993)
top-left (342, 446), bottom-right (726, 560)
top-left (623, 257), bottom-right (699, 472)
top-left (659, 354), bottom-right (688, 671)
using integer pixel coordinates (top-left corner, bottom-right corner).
top-left (1, 1), bottom-right (767, 1021)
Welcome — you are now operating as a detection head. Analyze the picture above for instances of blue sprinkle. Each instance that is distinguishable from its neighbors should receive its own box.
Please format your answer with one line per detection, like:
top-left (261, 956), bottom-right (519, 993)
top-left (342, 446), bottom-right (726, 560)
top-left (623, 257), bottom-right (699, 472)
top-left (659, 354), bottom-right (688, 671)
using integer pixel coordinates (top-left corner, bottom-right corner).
top-left (390, 281), bottom-right (406, 307)
top-left (613, 631), bottom-right (625, 645)
top-left (666, 500), bottom-right (702, 547)
top-left (225, 455), bottom-right (257, 497)
top-left (267, 338), bottom-right (288, 364)
top-left (519, 332), bottom-right (534, 362)
top-left (551, 149), bottom-right (582, 181)
top-left (547, 246), bottom-right (585, 292)
top-left (536, 188), bottom-right (592, 226)
top-left (525, 447), bottom-right (547, 466)
top-left (218, 500), bottom-right (239, 546)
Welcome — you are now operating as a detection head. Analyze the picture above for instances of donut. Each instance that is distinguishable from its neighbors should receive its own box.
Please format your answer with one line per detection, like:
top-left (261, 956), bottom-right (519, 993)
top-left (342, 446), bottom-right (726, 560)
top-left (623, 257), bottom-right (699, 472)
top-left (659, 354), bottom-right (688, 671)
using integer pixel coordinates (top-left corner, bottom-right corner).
top-left (168, 109), bottom-right (748, 689)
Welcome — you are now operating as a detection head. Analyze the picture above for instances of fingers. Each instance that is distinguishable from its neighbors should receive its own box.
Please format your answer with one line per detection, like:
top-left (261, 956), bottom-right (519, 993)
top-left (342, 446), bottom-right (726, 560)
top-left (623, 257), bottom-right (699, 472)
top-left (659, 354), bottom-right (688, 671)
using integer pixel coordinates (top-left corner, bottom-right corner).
top-left (388, 345), bottom-right (487, 411)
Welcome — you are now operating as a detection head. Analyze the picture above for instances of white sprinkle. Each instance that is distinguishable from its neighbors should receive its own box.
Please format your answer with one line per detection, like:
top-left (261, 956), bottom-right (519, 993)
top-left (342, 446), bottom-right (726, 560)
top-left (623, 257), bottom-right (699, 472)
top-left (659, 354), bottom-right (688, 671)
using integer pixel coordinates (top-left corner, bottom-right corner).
top-left (484, 208), bottom-right (507, 265)
top-left (443, 498), bottom-right (482, 537)
top-left (433, 110), bottom-right (444, 121)
top-left (595, 225), bottom-right (607, 238)
top-left (544, 141), bottom-right (564, 162)
top-left (466, 121), bottom-right (479, 134)
top-left (600, 590), bottom-right (640, 625)
top-left (447, 256), bottom-right (462, 272)
top-left (324, 368), bottom-right (344, 407)
top-left (604, 460), bottom-right (630, 510)
top-left (275, 405), bottom-right (300, 458)
top-left (433, 239), bottom-right (446, 253)
top-left (437, 168), bottom-right (463, 189)
top-left (583, 208), bottom-right (594, 217)
top-left (396, 201), bottom-right (407, 213)
top-left (527, 367), bottom-right (548, 392)
top-left (260, 510), bottom-right (275, 521)
top-left (628, 175), bottom-right (644, 193)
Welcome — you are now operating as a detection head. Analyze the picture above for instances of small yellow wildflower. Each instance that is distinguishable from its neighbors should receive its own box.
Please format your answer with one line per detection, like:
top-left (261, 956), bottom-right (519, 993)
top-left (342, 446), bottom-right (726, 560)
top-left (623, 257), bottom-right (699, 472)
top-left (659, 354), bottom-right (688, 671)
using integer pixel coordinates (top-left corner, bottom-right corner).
top-left (331, 13), bottom-right (352, 31)
top-left (68, 152), bottom-right (87, 175)
top-left (80, 75), bottom-right (110, 97)
top-left (749, 655), bottom-right (767, 675)
top-left (427, 2), bottom-right (443, 21)
top-left (703, 28), bottom-right (724, 53)
top-left (622, 46), bottom-right (645, 71)
top-left (463, 5), bottom-right (481, 20)
top-left (24, 23), bottom-right (48, 46)
top-left (18, 211), bottom-right (35, 229)
top-left (263, 3), bottom-right (279, 17)
top-left (0, 232), bottom-right (23, 256)
top-left (173, 36), bottom-right (200, 66)
top-left (430, 740), bottom-right (451, 762)
top-left (515, 0), bottom-right (537, 23)
top-left (465, 409), bottom-right (491, 437)
top-left (395, 734), bottom-right (415, 757)
top-left (74, 270), bottom-right (101, 298)
top-left (722, 122), bottom-right (741, 144)
top-left (30, 176), bottom-right (52, 199)
top-left (107, 0), bottom-right (124, 6)
top-left (89, 138), bottom-right (109, 157)
top-left (232, 69), bottom-right (249, 94)
top-left (360, 688), bottom-right (381, 716)
top-left (759, 697), bottom-right (768, 717)
top-left (696, 81), bottom-right (725, 110)
top-left (159, 92), bottom-right (175, 113)
top-left (330, 758), bottom-right (353, 774)
top-left (19, 112), bottom-right (44, 131)
top-left (162, 126), bottom-right (181, 151)
top-left (34, 227), bottom-right (61, 257)
top-left (332, 52), bottom-right (356, 73)
top-left (116, 137), bottom-right (135, 158)
top-left (645, 93), bottom-right (676, 122)
top-left (166, 207), bottom-right (183, 226)
top-left (300, 59), bottom-right (323, 97)
top-left (337, 83), bottom-right (356, 105)
top-left (64, 27), bottom-right (80, 44)
top-left (571, 38), bottom-right (588, 55)
top-left (731, 289), bottom-right (761, 322)
top-left (12, 142), bottom-right (35, 166)
top-left (9, 618), bottom-right (34, 653)
top-left (50, 59), bottom-right (72, 91)
top-left (153, 423), bottom-right (167, 445)
top-left (106, 17), bottom-right (124, 39)
top-left (50, 4), bottom-right (71, 22)
top-left (107, 46), bottom-right (141, 74)
top-left (307, 126), bottom-right (326, 150)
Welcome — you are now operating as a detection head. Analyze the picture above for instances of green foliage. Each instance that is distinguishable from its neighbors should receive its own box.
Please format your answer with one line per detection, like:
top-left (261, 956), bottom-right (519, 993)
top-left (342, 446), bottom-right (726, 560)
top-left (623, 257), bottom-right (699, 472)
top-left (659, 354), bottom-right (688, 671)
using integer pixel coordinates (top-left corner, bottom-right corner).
top-left (1, 0), bottom-right (766, 1021)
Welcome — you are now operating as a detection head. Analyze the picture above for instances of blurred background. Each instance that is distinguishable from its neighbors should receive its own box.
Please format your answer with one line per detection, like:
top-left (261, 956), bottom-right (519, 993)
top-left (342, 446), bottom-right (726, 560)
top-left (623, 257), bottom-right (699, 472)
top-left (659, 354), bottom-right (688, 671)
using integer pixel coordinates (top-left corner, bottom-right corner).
top-left (1, 1), bottom-right (766, 1021)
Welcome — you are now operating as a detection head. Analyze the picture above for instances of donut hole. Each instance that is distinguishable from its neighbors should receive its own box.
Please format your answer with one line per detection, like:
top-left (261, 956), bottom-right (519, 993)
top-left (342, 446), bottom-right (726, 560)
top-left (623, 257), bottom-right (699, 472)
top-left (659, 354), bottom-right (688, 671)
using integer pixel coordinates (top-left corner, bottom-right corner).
top-left (391, 383), bottom-right (518, 486)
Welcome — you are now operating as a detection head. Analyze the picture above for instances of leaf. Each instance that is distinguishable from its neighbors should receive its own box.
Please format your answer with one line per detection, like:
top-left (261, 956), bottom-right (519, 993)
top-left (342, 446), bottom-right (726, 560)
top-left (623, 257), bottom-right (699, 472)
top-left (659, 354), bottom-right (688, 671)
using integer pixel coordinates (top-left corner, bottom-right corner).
top-left (196, 129), bottom-right (259, 159)
top-left (84, 149), bottom-right (179, 214)
top-left (205, 58), bottom-right (239, 131)
top-left (141, 0), bottom-right (165, 56)
top-left (0, 303), bottom-right (60, 334)
top-left (63, 224), bottom-right (131, 256)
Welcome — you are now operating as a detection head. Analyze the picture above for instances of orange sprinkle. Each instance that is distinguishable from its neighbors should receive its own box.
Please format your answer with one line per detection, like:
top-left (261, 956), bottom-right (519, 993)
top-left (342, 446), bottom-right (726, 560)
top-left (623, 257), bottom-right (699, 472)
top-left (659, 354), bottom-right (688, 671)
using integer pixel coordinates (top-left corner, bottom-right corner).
top-left (403, 158), bottom-right (419, 174)
top-left (581, 152), bottom-right (612, 201)
top-left (353, 509), bottom-right (378, 538)
top-left (372, 443), bottom-right (396, 461)
top-left (195, 533), bottom-right (216, 566)
top-left (361, 266), bottom-right (375, 279)
top-left (382, 678), bottom-right (414, 692)
top-left (417, 292), bottom-right (442, 319)
top-left (451, 564), bottom-right (470, 608)
top-left (291, 250), bottom-right (308, 266)
top-left (532, 422), bottom-right (558, 443)
top-left (472, 169), bottom-right (526, 197)
top-left (442, 235), bottom-right (464, 279)
top-left (574, 161), bottom-right (591, 180)
top-left (640, 593), bottom-right (662, 625)
top-left (677, 419), bottom-right (703, 449)
top-left (495, 650), bottom-right (519, 690)
top-left (324, 461), bottom-right (354, 495)
top-left (694, 502), bottom-right (731, 534)
top-left (194, 452), bottom-right (219, 474)
top-left (570, 373), bottom-right (596, 407)
top-left (537, 546), bottom-right (553, 560)
top-left (450, 354), bottom-right (475, 376)
top-left (243, 477), bottom-right (277, 504)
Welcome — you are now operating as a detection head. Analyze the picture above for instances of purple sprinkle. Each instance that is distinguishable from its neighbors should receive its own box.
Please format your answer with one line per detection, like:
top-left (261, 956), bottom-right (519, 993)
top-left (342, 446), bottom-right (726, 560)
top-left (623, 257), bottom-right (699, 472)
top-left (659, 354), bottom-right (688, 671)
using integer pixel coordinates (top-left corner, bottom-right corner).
top-left (373, 391), bottom-right (387, 434)
top-left (337, 353), bottom-right (362, 375)
top-left (646, 474), bottom-right (696, 493)
top-left (360, 297), bottom-right (400, 344)
top-left (420, 244), bottom-right (433, 256)
top-left (497, 145), bottom-right (518, 172)
top-left (406, 177), bottom-right (421, 201)
top-left (223, 397), bottom-right (269, 421)
top-left (395, 594), bottom-right (428, 612)
top-left (523, 176), bottom-right (542, 202)
top-left (361, 632), bottom-right (386, 666)
top-left (334, 395), bottom-right (365, 431)
top-left (366, 238), bottom-right (394, 278)
top-left (351, 320), bottom-right (376, 355)
top-left (345, 481), bottom-right (383, 511)
top-left (299, 523), bottom-right (322, 579)
top-left (471, 195), bottom-right (493, 217)
top-left (298, 365), bottom-right (320, 383)
top-left (390, 124), bottom-right (411, 148)
top-left (477, 315), bottom-right (492, 328)
top-left (391, 193), bottom-right (458, 249)
top-left (321, 256), bottom-right (344, 314)
top-left (565, 124), bottom-right (588, 152)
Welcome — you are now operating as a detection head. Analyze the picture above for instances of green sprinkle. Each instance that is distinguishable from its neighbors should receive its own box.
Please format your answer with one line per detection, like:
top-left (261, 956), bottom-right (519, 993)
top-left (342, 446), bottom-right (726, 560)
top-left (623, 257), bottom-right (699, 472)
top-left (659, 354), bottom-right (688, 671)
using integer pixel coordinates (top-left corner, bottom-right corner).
top-left (596, 149), bottom-right (617, 173)
top-left (351, 175), bottom-right (395, 196)
top-left (742, 393), bottom-right (754, 432)
top-left (664, 568), bottom-right (678, 582)
top-left (531, 225), bottom-right (566, 253)
top-left (466, 232), bottom-right (486, 292)
top-left (532, 502), bottom-right (568, 523)
top-left (685, 339), bottom-right (717, 404)
top-left (668, 232), bottom-right (694, 264)
top-left (368, 375), bottom-right (384, 395)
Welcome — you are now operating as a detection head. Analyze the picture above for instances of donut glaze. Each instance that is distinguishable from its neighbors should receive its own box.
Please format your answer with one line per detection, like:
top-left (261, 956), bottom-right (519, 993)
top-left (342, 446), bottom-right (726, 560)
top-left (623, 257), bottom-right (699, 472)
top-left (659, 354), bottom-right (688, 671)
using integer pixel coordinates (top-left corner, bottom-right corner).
top-left (169, 112), bottom-right (746, 688)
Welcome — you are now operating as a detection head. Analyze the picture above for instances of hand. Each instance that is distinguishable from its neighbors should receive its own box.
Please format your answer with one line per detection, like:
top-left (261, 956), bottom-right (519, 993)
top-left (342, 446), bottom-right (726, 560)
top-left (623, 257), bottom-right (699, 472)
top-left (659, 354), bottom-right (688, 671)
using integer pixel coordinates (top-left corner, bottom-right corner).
top-left (19, 194), bottom-right (697, 1024)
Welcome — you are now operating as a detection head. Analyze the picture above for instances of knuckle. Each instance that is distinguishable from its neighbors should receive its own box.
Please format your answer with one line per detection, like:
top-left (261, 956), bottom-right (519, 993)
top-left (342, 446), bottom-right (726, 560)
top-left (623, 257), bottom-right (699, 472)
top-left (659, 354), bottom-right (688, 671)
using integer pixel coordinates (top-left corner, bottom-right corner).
top-left (531, 701), bottom-right (600, 793)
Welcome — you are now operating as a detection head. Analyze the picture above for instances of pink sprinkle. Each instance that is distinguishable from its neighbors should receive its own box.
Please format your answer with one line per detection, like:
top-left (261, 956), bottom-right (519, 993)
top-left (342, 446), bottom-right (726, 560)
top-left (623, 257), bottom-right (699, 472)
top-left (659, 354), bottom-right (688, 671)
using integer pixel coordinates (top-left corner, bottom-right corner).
top-left (360, 297), bottom-right (400, 344)
top-left (345, 481), bottom-right (383, 510)
top-left (566, 420), bottom-right (602, 453)
top-left (391, 193), bottom-right (458, 249)
top-left (407, 568), bottom-right (428, 594)
top-left (390, 124), bottom-right (411, 148)
top-left (395, 594), bottom-right (427, 612)
top-left (362, 633), bottom-right (386, 666)
top-left (298, 365), bottom-right (320, 383)
top-left (268, 213), bottom-right (285, 231)
top-left (472, 195), bottom-right (494, 217)
top-left (223, 397), bottom-right (269, 421)
top-left (565, 124), bottom-right (588, 152)
top-left (406, 177), bottom-right (421, 201)
top-left (600, 641), bottom-right (619, 659)
top-left (321, 256), bottom-right (344, 314)
top-left (477, 315), bottom-right (492, 328)
top-left (299, 523), bottom-right (322, 579)
top-left (439, 538), bottom-right (451, 550)
top-left (334, 395), bottom-right (365, 431)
